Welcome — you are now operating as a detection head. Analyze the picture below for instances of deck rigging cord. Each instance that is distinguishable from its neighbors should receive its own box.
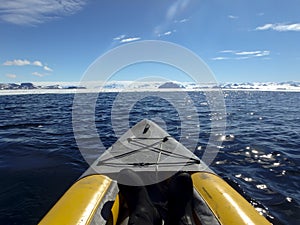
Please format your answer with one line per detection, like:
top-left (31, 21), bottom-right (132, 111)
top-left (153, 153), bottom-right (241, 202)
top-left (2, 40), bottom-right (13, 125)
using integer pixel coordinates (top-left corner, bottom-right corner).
top-left (97, 136), bottom-right (200, 167)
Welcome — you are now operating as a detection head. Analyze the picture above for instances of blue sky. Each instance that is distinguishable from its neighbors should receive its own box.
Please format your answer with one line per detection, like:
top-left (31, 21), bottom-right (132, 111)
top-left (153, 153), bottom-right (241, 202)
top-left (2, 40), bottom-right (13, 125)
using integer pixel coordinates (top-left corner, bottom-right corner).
top-left (0, 0), bottom-right (300, 83)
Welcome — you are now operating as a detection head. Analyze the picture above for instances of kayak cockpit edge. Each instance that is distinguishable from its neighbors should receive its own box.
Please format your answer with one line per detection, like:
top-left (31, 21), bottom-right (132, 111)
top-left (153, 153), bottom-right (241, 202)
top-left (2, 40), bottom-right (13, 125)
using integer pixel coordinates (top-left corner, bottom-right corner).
top-left (38, 171), bottom-right (271, 225)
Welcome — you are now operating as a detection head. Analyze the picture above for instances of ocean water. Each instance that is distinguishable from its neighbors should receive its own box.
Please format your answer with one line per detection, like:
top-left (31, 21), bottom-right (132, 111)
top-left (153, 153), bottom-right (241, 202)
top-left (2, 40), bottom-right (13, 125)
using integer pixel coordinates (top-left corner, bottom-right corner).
top-left (0, 91), bottom-right (299, 225)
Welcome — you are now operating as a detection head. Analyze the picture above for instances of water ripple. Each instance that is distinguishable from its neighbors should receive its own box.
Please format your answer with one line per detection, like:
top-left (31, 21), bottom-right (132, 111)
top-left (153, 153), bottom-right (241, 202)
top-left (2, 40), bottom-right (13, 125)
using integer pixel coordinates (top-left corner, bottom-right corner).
top-left (0, 91), bottom-right (299, 225)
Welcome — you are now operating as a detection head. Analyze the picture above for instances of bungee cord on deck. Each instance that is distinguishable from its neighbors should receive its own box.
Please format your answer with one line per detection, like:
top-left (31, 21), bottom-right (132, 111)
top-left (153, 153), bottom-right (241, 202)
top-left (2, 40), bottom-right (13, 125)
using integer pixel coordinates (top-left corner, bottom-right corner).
top-left (97, 136), bottom-right (200, 167)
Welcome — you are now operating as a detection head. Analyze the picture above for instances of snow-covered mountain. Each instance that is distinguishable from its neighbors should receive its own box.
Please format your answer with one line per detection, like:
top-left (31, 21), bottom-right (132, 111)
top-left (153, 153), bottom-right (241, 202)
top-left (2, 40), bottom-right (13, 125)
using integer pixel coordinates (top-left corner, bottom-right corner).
top-left (1, 81), bottom-right (300, 95)
top-left (218, 81), bottom-right (300, 91)
top-left (92, 80), bottom-right (300, 91)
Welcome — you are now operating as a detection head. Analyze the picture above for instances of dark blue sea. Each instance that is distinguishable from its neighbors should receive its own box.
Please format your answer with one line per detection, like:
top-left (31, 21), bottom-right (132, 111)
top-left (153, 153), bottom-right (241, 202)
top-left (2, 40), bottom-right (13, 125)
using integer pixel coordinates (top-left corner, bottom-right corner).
top-left (0, 91), bottom-right (299, 225)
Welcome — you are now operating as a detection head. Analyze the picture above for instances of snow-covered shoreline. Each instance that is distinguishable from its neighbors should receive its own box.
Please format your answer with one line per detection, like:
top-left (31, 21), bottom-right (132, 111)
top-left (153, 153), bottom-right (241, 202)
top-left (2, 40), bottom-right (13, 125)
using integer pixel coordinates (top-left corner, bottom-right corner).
top-left (1, 87), bottom-right (300, 96)
top-left (1, 81), bottom-right (300, 96)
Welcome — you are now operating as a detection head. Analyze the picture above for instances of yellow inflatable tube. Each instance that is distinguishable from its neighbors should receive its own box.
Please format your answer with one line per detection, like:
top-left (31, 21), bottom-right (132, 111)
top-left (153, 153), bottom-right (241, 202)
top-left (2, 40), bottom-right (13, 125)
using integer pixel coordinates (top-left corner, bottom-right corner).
top-left (38, 174), bottom-right (119, 225)
top-left (192, 172), bottom-right (271, 225)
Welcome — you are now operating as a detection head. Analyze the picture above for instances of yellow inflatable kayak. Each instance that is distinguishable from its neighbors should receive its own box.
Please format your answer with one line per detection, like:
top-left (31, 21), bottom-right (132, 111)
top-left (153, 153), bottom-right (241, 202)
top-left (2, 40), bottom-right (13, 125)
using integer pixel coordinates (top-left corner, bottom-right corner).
top-left (39, 119), bottom-right (271, 225)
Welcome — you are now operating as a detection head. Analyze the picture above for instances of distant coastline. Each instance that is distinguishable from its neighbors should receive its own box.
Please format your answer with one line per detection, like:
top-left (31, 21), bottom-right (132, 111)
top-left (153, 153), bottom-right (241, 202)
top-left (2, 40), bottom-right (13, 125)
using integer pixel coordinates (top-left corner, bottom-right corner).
top-left (0, 82), bottom-right (86, 90)
top-left (1, 81), bottom-right (300, 95)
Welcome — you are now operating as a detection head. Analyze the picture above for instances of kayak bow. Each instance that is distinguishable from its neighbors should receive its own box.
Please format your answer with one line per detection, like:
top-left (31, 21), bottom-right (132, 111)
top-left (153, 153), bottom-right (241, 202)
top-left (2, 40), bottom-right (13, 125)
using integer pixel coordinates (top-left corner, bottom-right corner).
top-left (39, 119), bottom-right (271, 225)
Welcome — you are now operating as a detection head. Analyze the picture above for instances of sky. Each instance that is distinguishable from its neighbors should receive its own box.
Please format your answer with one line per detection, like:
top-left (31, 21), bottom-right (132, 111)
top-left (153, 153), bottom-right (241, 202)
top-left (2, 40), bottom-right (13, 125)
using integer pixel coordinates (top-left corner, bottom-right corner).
top-left (0, 0), bottom-right (300, 84)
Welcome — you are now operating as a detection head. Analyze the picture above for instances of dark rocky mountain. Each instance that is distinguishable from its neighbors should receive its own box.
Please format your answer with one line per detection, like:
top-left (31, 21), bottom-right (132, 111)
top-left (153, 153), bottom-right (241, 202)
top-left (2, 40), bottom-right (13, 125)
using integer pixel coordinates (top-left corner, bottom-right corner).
top-left (158, 82), bottom-right (185, 89)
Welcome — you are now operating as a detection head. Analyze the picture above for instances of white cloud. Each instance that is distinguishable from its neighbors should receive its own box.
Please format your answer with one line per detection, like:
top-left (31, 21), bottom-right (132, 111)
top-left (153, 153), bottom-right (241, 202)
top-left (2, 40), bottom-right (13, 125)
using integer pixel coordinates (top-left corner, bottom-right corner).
top-left (113, 34), bottom-right (126, 41)
top-left (0, 0), bottom-right (87, 25)
top-left (214, 50), bottom-right (270, 60)
top-left (235, 50), bottom-right (270, 58)
top-left (211, 57), bottom-right (228, 61)
top-left (3, 59), bottom-right (31, 66)
top-left (43, 65), bottom-right (53, 72)
top-left (158, 30), bottom-right (176, 37)
top-left (256, 24), bottom-right (273, 30)
top-left (3, 59), bottom-right (53, 70)
top-left (167, 0), bottom-right (190, 20)
top-left (113, 35), bottom-right (141, 43)
top-left (32, 72), bottom-right (46, 77)
top-left (235, 51), bottom-right (262, 56)
top-left (32, 60), bottom-right (43, 67)
top-left (5, 74), bottom-right (17, 79)
top-left (228, 50), bottom-right (271, 57)
top-left (120, 37), bottom-right (141, 43)
top-left (175, 18), bottom-right (189, 23)
top-left (236, 56), bottom-right (251, 60)
top-left (228, 15), bottom-right (238, 19)
top-left (254, 51), bottom-right (270, 57)
top-left (256, 23), bottom-right (300, 32)
top-left (154, 0), bottom-right (191, 36)
top-left (3, 59), bottom-right (53, 76)
top-left (220, 50), bottom-right (236, 53)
